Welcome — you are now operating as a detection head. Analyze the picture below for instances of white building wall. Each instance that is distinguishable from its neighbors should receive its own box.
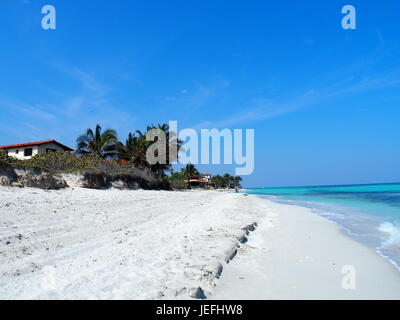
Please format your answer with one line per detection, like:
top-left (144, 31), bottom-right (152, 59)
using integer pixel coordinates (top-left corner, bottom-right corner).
top-left (5, 146), bottom-right (39, 160)
top-left (4, 143), bottom-right (68, 160)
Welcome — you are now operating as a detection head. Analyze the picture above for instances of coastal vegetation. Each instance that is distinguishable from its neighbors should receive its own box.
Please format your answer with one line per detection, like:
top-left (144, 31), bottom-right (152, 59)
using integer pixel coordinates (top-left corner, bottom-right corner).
top-left (0, 123), bottom-right (242, 190)
top-left (212, 174), bottom-right (242, 189)
top-left (75, 124), bottom-right (119, 158)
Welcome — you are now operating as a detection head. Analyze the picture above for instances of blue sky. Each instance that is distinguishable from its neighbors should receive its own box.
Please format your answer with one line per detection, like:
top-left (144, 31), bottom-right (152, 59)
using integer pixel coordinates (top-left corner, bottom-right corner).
top-left (1, 0), bottom-right (399, 187)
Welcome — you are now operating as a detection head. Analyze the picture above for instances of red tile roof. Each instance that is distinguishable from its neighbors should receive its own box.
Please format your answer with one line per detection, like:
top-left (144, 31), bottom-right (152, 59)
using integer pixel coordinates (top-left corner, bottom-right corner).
top-left (0, 140), bottom-right (73, 151)
top-left (189, 179), bottom-right (213, 184)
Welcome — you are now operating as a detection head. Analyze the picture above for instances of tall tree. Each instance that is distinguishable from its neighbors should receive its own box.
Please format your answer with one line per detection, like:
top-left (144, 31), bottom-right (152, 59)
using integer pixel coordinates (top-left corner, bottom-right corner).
top-left (211, 174), bottom-right (242, 189)
top-left (182, 163), bottom-right (199, 179)
top-left (117, 132), bottom-right (140, 161)
top-left (142, 123), bottom-right (184, 177)
top-left (76, 124), bottom-right (119, 158)
top-left (233, 176), bottom-right (242, 188)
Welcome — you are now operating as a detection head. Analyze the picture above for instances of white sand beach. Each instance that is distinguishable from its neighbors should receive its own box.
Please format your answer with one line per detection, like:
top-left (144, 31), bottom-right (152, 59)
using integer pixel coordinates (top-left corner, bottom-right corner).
top-left (1, 187), bottom-right (399, 300)
top-left (211, 198), bottom-right (400, 300)
top-left (0, 187), bottom-right (267, 299)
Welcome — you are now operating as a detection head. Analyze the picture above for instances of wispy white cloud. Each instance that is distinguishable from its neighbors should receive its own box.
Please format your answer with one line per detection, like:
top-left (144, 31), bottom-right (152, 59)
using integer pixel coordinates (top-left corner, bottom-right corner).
top-left (50, 63), bottom-right (110, 98)
top-left (193, 66), bottom-right (400, 129)
top-left (164, 76), bottom-right (230, 109)
top-left (0, 63), bottom-right (136, 145)
top-left (0, 98), bottom-right (56, 121)
top-left (193, 90), bottom-right (318, 129)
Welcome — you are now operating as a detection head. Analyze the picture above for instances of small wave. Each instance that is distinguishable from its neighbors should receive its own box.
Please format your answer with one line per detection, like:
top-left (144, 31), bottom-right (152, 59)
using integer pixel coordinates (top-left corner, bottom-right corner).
top-left (256, 193), bottom-right (400, 272)
top-left (376, 221), bottom-right (400, 270)
top-left (378, 221), bottom-right (400, 247)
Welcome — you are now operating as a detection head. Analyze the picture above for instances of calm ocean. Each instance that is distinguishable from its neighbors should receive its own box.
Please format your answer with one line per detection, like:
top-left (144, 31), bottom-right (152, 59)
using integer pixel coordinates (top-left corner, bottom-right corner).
top-left (245, 183), bottom-right (400, 271)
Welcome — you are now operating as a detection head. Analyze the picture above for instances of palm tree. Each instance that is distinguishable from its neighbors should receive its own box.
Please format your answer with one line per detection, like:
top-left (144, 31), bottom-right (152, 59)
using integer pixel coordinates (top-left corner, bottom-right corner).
top-left (132, 128), bottom-right (155, 168)
top-left (148, 123), bottom-right (183, 164)
top-left (233, 176), bottom-right (242, 188)
top-left (76, 124), bottom-right (119, 158)
top-left (118, 132), bottom-right (140, 161)
top-left (140, 123), bottom-right (184, 177)
top-left (211, 174), bottom-right (224, 189)
top-left (222, 173), bottom-right (232, 188)
top-left (182, 163), bottom-right (199, 179)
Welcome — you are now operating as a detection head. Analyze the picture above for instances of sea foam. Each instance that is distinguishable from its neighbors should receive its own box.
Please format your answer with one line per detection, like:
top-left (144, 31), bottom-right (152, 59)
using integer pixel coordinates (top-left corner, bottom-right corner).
top-left (379, 221), bottom-right (400, 246)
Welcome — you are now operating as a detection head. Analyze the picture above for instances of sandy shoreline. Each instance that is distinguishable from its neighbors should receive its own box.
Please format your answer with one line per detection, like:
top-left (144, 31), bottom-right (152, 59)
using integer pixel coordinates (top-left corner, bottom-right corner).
top-left (1, 187), bottom-right (399, 299)
top-left (211, 197), bottom-right (400, 300)
top-left (0, 187), bottom-right (268, 299)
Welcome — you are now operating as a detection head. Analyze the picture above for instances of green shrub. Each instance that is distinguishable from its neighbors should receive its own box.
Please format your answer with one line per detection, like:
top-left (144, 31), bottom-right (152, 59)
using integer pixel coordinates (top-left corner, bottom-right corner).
top-left (0, 151), bottom-right (172, 190)
top-left (24, 152), bottom-right (85, 173)
top-left (168, 171), bottom-right (188, 190)
top-left (0, 150), bottom-right (9, 163)
top-left (0, 150), bottom-right (22, 166)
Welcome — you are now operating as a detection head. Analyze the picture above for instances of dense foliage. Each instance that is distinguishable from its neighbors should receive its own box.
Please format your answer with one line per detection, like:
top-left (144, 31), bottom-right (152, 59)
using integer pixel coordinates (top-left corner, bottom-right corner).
top-left (75, 123), bottom-right (184, 178)
top-left (1, 124), bottom-right (243, 190)
top-left (181, 163), bottom-right (199, 179)
top-left (76, 124), bottom-right (119, 158)
top-left (168, 164), bottom-right (242, 190)
top-left (168, 171), bottom-right (188, 190)
top-left (212, 173), bottom-right (242, 189)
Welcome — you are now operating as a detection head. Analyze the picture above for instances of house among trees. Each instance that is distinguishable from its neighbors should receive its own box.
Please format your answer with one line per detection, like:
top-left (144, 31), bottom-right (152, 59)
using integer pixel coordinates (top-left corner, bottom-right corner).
top-left (188, 173), bottom-right (214, 188)
top-left (0, 140), bottom-right (73, 160)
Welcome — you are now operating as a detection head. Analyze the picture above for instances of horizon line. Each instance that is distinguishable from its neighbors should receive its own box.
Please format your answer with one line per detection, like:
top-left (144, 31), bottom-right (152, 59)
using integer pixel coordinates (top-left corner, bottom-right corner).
top-left (244, 181), bottom-right (400, 189)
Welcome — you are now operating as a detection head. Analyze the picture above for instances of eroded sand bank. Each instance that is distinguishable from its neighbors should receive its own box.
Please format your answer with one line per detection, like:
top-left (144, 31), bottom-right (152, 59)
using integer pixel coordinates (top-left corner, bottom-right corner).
top-left (211, 197), bottom-right (400, 300)
top-left (0, 188), bottom-right (269, 299)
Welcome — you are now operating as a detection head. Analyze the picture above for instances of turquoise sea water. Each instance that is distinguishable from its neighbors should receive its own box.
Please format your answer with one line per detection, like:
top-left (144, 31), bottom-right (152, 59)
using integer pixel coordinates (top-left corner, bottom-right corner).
top-left (245, 183), bottom-right (400, 270)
